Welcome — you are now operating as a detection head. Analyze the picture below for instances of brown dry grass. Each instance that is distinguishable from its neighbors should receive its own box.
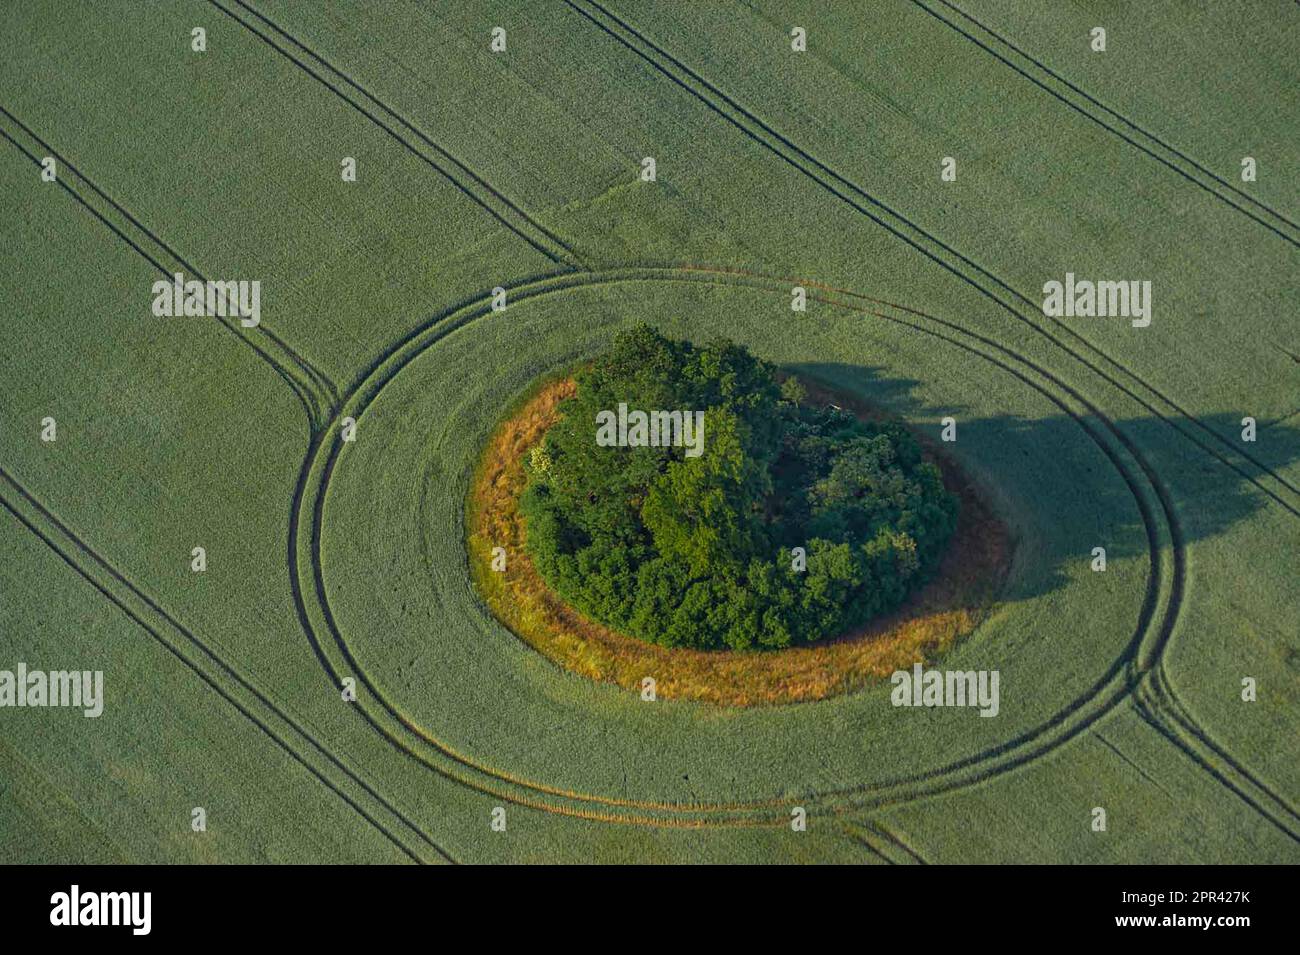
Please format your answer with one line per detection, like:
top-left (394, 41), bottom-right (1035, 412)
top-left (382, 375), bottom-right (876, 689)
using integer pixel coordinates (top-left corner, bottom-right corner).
top-left (466, 375), bottom-right (1012, 707)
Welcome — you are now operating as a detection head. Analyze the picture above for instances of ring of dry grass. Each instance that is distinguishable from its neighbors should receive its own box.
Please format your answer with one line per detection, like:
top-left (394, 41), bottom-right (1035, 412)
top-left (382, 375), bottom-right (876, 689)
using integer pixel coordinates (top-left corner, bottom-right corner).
top-left (467, 373), bottom-right (1012, 707)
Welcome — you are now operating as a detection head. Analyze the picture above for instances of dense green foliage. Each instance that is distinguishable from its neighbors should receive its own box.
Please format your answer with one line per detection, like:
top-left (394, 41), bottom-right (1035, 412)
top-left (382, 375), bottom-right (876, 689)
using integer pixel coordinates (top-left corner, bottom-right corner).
top-left (520, 326), bottom-right (958, 650)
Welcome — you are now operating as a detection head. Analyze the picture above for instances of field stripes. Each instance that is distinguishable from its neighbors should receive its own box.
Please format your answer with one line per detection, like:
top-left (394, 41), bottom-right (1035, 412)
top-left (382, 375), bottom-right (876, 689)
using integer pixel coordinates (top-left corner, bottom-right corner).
top-left (0, 465), bottom-right (455, 864)
top-left (841, 826), bottom-right (893, 864)
top-left (570, 0), bottom-right (1300, 521)
top-left (1134, 667), bottom-right (1300, 845)
top-left (0, 105), bottom-right (339, 434)
top-left (775, 275), bottom-right (1296, 840)
top-left (842, 822), bottom-right (929, 865)
top-left (913, 0), bottom-right (1300, 247)
top-left (211, 0), bottom-right (584, 270)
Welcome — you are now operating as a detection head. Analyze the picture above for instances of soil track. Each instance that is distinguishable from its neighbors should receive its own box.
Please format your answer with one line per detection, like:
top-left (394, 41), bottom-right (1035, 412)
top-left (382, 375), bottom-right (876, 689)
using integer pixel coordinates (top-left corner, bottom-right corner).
top-left (1135, 664), bottom-right (1300, 843)
top-left (843, 821), bottom-right (929, 865)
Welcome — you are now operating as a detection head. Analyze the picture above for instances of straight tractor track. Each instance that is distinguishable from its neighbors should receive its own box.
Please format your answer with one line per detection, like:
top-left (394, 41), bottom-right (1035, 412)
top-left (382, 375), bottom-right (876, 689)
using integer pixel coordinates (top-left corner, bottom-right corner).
top-left (916, 0), bottom-right (1300, 244)
top-left (0, 105), bottom-right (338, 433)
top-left (289, 265), bottom-right (1186, 828)
top-left (1134, 665), bottom-right (1300, 844)
top-left (208, 0), bottom-right (584, 269)
top-left (565, 0), bottom-right (1300, 520)
top-left (842, 822), bottom-right (929, 864)
top-left (842, 825), bottom-right (895, 865)
top-left (0, 467), bottom-right (455, 863)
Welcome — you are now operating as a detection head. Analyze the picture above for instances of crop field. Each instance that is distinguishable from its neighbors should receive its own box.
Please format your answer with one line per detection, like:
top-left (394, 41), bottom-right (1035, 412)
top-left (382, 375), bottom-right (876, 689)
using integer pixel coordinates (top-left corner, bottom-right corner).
top-left (0, 0), bottom-right (1296, 866)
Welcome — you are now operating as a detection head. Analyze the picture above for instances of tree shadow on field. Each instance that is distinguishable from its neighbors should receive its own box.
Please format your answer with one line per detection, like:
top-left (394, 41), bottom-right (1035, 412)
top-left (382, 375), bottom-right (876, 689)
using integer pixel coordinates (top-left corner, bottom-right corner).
top-left (788, 361), bottom-right (1300, 603)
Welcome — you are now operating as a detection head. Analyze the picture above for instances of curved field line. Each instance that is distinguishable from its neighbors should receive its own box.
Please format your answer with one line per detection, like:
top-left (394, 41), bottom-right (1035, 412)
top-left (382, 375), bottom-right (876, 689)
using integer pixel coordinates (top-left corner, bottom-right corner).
top-left (0, 105), bottom-right (339, 416)
top-left (208, 0), bottom-right (584, 270)
top-left (294, 278), bottom-right (780, 827)
top-left (0, 106), bottom-right (337, 433)
top-left (919, 0), bottom-right (1300, 240)
top-left (0, 466), bottom-right (455, 864)
top-left (565, 0), bottom-right (1300, 517)
top-left (0, 119), bottom-right (328, 429)
top-left (290, 265), bottom-right (1182, 827)
top-left (1134, 665), bottom-right (1300, 843)
top-left (303, 269), bottom-right (1166, 816)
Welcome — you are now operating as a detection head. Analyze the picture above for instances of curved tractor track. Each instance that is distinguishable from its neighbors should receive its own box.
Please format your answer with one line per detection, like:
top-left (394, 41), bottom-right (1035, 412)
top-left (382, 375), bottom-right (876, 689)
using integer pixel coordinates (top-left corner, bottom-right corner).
top-left (289, 263), bottom-right (1188, 829)
top-left (0, 104), bottom-right (339, 433)
top-left (696, 271), bottom-right (1296, 846)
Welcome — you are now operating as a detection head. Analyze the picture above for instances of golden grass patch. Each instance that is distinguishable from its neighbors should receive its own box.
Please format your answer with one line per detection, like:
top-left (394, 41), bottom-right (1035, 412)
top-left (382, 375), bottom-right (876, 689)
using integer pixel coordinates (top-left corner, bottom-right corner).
top-left (466, 375), bottom-right (1012, 707)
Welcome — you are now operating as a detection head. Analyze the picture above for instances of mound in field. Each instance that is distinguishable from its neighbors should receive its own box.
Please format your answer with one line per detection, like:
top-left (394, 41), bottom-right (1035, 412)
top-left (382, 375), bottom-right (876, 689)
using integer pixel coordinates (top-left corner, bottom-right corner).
top-left (470, 375), bottom-right (1010, 707)
top-left (515, 325), bottom-right (960, 653)
top-left (468, 324), bottom-right (1011, 706)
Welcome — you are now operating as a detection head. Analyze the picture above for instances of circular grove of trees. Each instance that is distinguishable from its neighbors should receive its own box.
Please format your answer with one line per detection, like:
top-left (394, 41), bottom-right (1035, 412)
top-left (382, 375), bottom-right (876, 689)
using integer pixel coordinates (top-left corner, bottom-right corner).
top-left (519, 325), bottom-right (958, 651)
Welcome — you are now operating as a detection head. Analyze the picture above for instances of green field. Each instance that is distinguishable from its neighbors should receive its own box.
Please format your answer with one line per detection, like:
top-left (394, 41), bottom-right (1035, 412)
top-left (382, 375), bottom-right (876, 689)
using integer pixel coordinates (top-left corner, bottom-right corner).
top-left (0, 0), bottom-right (1296, 864)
